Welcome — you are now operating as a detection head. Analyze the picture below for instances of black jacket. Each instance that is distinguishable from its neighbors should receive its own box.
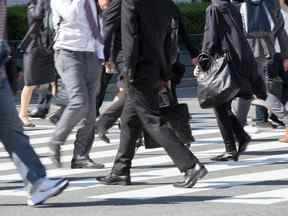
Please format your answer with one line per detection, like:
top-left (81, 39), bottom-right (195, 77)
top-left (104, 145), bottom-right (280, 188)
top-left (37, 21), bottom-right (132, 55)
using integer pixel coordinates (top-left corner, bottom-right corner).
top-left (171, 3), bottom-right (198, 59)
top-left (19, 0), bottom-right (50, 52)
top-left (201, 0), bottom-right (266, 100)
top-left (103, 0), bottom-right (123, 63)
top-left (122, 0), bottom-right (188, 86)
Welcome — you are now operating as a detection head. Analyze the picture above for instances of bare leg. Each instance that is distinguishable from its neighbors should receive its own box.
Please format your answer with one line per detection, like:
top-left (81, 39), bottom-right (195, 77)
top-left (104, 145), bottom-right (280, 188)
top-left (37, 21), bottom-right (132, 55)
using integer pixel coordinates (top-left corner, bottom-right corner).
top-left (19, 85), bottom-right (36, 127)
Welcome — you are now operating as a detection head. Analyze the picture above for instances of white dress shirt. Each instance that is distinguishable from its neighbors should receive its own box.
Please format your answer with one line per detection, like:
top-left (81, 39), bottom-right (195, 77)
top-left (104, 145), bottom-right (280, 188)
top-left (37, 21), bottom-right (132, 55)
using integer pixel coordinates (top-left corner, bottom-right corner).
top-left (51, 0), bottom-right (104, 59)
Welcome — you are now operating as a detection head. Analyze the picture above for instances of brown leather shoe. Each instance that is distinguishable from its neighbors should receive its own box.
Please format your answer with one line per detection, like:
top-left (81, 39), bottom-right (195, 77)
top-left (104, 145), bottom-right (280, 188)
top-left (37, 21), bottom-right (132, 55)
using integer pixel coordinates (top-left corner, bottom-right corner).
top-left (279, 129), bottom-right (288, 143)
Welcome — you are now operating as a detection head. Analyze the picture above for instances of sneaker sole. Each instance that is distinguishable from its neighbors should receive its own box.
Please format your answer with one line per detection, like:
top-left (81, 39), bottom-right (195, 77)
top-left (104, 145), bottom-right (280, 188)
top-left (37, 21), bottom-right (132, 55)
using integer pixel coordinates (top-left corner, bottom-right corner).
top-left (27, 179), bottom-right (69, 206)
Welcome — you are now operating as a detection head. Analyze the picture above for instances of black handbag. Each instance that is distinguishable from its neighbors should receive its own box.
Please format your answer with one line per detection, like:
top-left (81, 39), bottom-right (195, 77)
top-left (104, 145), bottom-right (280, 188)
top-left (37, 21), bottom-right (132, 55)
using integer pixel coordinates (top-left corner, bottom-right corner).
top-left (197, 54), bottom-right (240, 109)
top-left (144, 88), bottom-right (194, 148)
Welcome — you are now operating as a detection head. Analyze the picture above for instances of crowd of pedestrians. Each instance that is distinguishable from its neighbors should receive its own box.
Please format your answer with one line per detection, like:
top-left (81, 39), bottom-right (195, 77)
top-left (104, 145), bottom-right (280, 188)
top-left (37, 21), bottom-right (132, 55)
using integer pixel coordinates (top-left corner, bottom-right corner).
top-left (1, 0), bottom-right (288, 207)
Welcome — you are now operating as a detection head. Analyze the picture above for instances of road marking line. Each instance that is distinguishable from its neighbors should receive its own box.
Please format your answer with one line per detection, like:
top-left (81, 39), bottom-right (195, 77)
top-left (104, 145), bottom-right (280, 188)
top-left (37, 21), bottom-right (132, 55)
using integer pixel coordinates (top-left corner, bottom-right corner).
top-left (88, 168), bottom-right (288, 201)
top-left (208, 188), bottom-right (288, 205)
top-left (1, 152), bottom-right (288, 197)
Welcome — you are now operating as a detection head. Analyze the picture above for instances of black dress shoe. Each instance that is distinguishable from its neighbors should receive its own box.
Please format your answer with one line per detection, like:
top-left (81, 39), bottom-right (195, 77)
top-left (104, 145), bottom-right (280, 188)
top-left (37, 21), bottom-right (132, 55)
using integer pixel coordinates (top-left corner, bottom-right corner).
top-left (238, 133), bottom-right (251, 153)
top-left (71, 158), bottom-right (105, 169)
top-left (210, 152), bottom-right (238, 162)
top-left (49, 145), bottom-right (62, 168)
top-left (135, 137), bottom-right (144, 149)
top-left (29, 108), bottom-right (49, 119)
top-left (96, 173), bottom-right (131, 185)
top-left (48, 106), bottom-right (65, 125)
top-left (173, 163), bottom-right (208, 188)
top-left (97, 133), bottom-right (110, 143)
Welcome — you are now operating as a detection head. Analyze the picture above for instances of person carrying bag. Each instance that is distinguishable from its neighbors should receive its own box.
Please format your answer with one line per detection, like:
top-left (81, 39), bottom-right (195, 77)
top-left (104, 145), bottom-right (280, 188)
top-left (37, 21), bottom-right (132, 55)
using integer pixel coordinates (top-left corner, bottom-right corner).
top-left (196, 0), bottom-right (266, 162)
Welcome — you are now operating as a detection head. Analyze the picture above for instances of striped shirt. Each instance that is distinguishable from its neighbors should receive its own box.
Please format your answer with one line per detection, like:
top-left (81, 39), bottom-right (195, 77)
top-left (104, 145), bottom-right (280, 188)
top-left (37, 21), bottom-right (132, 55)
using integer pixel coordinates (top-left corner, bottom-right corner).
top-left (0, 0), bottom-right (7, 79)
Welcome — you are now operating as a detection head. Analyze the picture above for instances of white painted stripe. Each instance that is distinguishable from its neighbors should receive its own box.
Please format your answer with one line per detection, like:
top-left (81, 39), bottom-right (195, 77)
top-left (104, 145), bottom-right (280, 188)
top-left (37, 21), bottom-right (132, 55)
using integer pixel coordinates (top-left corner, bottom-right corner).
top-left (1, 151), bottom-right (288, 196)
top-left (0, 135), bottom-right (287, 172)
top-left (209, 188), bottom-right (288, 205)
top-left (0, 133), bottom-right (287, 173)
top-left (0, 134), bottom-right (120, 150)
top-left (24, 129), bottom-right (55, 136)
top-left (88, 168), bottom-right (288, 201)
top-left (197, 141), bottom-right (288, 155)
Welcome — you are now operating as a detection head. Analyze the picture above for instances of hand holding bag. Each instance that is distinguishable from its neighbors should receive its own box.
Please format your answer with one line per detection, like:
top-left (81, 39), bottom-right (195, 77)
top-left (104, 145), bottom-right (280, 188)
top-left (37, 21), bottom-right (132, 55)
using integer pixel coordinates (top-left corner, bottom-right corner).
top-left (197, 53), bottom-right (240, 109)
top-left (144, 87), bottom-right (195, 148)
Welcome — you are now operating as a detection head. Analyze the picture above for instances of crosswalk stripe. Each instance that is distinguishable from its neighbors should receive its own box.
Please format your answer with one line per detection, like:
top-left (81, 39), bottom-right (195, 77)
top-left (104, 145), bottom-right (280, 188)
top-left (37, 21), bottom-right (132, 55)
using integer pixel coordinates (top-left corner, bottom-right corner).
top-left (208, 188), bottom-right (288, 205)
top-left (1, 150), bottom-right (288, 196)
top-left (0, 135), bottom-right (287, 172)
top-left (88, 168), bottom-right (288, 201)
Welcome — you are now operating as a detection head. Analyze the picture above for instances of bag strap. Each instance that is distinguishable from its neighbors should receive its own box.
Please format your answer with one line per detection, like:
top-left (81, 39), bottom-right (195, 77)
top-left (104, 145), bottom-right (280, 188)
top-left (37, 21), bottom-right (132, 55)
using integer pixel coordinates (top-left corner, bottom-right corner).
top-left (213, 4), bottom-right (242, 61)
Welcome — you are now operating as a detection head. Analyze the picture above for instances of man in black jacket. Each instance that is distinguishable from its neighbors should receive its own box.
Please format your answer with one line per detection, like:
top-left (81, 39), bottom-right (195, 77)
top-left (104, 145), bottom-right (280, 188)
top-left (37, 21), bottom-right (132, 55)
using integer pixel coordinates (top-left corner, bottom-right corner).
top-left (96, 0), bottom-right (207, 188)
top-left (95, 0), bottom-right (199, 143)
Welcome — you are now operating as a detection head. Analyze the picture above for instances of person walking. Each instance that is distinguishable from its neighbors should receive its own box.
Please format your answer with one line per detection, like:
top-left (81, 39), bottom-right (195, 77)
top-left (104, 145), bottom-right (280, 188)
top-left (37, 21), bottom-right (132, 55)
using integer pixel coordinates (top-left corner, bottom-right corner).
top-left (49, 0), bottom-right (105, 169)
top-left (199, 0), bottom-right (266, 161)
top-left (18, 0), bottom-right (57, 127)
top-left (0, 0), bottom-right (68, 206)
top-left (232, 0), bottom-right (288, 132)
top-left (96, 0), bottom-right (207, 188)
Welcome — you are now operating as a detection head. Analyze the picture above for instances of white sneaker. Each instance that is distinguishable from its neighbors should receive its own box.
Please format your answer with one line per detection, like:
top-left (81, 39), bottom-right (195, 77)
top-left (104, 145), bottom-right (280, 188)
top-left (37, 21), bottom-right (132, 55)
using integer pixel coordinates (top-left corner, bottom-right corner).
top-left (244, 125), bottom-right (260, 134)
top-left (27, 178), bottom-right (69, 206)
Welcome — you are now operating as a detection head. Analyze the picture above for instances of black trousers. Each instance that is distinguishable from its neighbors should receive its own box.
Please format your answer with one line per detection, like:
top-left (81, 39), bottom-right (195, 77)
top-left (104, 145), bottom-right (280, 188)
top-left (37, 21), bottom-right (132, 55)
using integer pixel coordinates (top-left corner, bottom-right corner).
top-left (96, 92), bottom-right (125, 134)
top-left (214, 101), bottom-right (248, 153)
top-left (96, 62), bottom-right (127, 132)
top-left (95, 68), bottom-right (113, 117)
top-left (111, 84), bottom-right (198, 175)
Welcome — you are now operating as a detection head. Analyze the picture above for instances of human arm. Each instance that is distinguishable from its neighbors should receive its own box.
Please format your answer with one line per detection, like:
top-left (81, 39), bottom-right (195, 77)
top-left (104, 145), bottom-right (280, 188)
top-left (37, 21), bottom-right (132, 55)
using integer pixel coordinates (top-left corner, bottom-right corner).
top-left (121, 0), bottom-right (139, 83)
top-left (103, 0), bottom-right (121, 62)
top-left (199, 5), bottom-right (220, 70)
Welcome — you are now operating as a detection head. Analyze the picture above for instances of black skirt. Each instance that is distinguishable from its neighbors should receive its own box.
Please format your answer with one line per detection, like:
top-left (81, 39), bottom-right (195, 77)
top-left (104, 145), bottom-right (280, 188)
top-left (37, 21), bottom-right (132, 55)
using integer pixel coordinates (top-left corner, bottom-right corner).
top-left (23, 51), bottom-right (57, 86)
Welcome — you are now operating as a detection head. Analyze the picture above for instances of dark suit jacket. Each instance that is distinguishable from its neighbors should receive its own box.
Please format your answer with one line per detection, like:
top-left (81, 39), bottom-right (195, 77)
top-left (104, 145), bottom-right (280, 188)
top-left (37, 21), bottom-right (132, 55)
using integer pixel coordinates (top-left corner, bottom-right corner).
top-left (103, 0), bottom-right (123, 63)
top-left (19, 0), bottom-right (50, 52)
top-left (201, 0), bottom-right (266, 100)
top-left (171, 2), bottom-right (198, 59)
top-left (122, 0), bottom-right (185, 86)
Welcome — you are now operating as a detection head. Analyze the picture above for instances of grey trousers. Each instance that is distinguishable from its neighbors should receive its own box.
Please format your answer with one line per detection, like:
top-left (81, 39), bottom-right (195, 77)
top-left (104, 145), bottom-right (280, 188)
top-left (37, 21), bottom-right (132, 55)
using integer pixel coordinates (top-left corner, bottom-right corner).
top-left (51, 49), bottom-right (102, 159)
top-left (0, 78), bottom-right (46, 186)
top-left (266, 93), bottom-right (288, 126)
top-left (233, 94), bottom-right (288, 127)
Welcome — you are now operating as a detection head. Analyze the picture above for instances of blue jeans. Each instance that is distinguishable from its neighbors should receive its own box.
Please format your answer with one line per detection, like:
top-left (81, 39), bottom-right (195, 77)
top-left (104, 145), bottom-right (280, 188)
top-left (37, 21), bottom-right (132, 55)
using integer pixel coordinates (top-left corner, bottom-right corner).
top-left (0, 78), bottom-right (46, 186)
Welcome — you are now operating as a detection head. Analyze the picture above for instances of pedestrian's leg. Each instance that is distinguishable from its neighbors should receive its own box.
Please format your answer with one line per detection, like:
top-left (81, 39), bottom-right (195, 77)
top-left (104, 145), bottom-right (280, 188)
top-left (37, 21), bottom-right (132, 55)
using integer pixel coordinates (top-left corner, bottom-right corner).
top-left (132, 86), bottom-right (199, 172)
top-left (232, 97), bottom-right (251, 127)
top-left (51, 50), bottom-right (89, 146)
top-left (50, 50), bottom-right (90, 167)
top-left (72, 55), bottom-right (104, 169)
top-left (96, 91), bottom-right (125, 134)
top-left (96, 94), bottom-right (140, 185)
top-left (0, 79), bottom-right (46, 186)
top-left (265, 93), bottom-right (288, 142)
top-left (212, 102), bottom-right (238, 161)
